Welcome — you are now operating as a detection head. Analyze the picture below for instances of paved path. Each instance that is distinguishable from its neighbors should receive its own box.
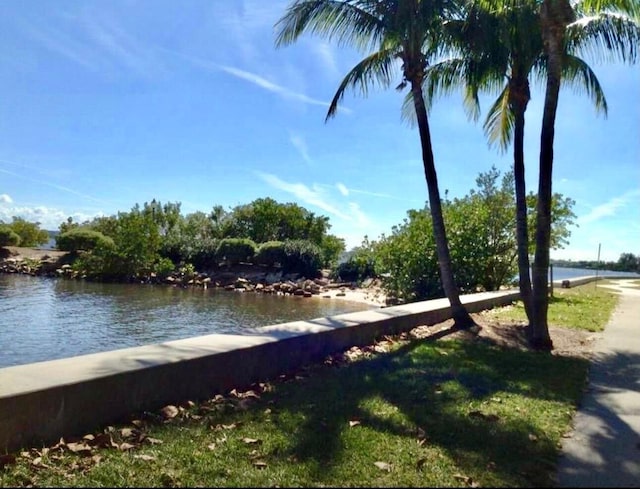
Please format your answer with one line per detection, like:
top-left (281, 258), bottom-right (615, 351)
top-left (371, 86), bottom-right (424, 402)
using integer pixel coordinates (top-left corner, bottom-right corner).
top-left (555, 279), bottom-right (640, 487)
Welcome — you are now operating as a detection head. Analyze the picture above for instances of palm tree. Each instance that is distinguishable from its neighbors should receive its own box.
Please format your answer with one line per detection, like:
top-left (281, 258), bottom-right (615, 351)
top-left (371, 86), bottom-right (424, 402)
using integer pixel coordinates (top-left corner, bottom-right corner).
top-left (417, 0), bottom-right (637, 346)
top-left (275, 0), bottom-right (476, 329)
top-left (532, 0), bottom-right (639, 349)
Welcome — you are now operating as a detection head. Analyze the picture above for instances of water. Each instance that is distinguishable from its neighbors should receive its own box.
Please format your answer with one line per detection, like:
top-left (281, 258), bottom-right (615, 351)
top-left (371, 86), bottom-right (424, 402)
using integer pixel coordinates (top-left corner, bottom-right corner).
top-left (550, 266), bottom-right (640, 281)
top-left (0, 274), bottom-right (372, 368)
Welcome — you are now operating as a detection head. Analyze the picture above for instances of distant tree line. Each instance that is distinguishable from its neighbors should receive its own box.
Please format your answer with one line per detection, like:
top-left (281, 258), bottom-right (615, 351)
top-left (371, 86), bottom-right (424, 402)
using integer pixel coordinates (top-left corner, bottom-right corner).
top-left (551, 253), bottom-right (640, 274)
top-left (53, 197), bottom-right (346, 281)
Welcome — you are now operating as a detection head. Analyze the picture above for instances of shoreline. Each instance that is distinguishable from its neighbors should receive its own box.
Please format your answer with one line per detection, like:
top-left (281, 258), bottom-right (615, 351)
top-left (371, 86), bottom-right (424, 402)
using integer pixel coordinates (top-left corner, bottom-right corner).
top-left (1, 245), bottom-right (388, 307)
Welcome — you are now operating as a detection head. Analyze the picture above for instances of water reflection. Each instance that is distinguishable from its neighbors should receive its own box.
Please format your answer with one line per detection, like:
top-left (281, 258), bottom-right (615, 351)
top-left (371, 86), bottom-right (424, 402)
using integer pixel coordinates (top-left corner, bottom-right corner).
top-left (0, 274), bottom-right (372, 368)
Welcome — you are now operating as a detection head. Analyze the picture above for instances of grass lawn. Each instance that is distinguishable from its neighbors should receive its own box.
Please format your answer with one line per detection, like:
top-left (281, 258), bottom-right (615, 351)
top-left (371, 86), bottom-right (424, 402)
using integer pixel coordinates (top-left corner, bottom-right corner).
top-left (0, 282), bottom-right (621, 488)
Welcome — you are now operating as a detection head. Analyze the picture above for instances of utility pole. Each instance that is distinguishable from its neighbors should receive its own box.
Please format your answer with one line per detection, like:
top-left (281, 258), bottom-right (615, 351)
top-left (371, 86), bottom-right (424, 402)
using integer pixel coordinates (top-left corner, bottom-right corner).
top-left (595, 243), bottom-right (601, 288)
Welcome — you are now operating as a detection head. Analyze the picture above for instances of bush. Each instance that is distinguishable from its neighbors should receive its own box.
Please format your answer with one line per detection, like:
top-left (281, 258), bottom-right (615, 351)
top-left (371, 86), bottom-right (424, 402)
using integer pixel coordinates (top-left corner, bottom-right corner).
top-left (154, 257), bottom-right (176, 278)
top-left (56, 228), bottom-right (115, 253)
top-left (255, 241), bottom-right (287, 267)
top-left (4, 217), bottom-right (49, 247)
top-left (215, 238), bottom-right (257, 265)
top-left (335, 258), bottom-right (376, 283)
top-left (0, 226), bottom-right (21, 246)
top-left (281, 240), bottom-right (323, 277)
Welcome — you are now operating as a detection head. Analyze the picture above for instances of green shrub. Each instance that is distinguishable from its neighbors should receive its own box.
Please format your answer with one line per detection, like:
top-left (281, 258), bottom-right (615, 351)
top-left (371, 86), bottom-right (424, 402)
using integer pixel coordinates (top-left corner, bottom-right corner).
top-left (255, 241), bottom-right (287, 267)
top-left (215, 238), bottom-right (257, 265)
top-left (281, 240), bottom-right (323, 277)
top-left (335, 258), bottom-right (376, 282)
top-left (187, 237), bottom-right (219, 270)
top-left (154, 257), bottom-right (175, 278)
top-left (4, 217), bottom-right (49, 247)
top-left (56, 228), bottom-right (115, 253)
top-left (0, 226), bottom-right (21, 246)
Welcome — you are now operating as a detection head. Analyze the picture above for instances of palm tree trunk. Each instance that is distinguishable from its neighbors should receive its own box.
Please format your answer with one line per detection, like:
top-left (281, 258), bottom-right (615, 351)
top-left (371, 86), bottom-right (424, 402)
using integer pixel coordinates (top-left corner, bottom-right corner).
top-left (512, 100), bottom-right (534, 326)
top-left (411, 81), bottom-right (475, 329)
top-left (531, 0), bottom-right (573, 351)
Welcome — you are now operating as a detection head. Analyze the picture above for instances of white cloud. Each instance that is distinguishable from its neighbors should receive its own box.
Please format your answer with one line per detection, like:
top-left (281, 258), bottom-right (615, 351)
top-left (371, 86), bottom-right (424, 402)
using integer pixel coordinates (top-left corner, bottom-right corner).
top-left (579, 189), bottom-right (640, 224)
top-left (219, 65), bottom-right (348, 111)
top-left (336, 183), bottom-right (349, 196)
top-left (256, 171), bottom-right (350, 220)
top-left (0, 204), bottom-right (103, 230)
top-left (0, 194), bottom-right (13, 204)
top-left (347, 202), bottom-right (372, 227)
top-left (289, 132), bottom-right (312, 165)
top-left (309, 41), bottom-right (340, 80)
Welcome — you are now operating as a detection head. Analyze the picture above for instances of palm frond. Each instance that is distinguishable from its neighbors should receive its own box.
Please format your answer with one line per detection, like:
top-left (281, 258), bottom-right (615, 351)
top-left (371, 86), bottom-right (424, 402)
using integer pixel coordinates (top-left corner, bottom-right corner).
top-left (561, 54), bottom-right (609, 115)
top-left (483, 85), bottom-right (514, 152)
top-left (326, 47), bottom-right (399, 120)
top-left (275, 0), bottom-right (385, 53)
top-left (566, 11), bottom-right (640, 63)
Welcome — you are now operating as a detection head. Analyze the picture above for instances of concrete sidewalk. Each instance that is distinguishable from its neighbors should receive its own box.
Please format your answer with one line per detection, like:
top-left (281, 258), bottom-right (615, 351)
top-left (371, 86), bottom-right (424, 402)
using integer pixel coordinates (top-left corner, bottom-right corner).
top-left (555, 280), bottom-right (640, 487)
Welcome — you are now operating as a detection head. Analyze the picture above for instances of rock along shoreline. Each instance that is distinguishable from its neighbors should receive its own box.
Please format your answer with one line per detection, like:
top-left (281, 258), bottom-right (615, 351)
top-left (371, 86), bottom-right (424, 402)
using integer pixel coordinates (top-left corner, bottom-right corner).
top-left (0, 246), bottom-right (387, 307)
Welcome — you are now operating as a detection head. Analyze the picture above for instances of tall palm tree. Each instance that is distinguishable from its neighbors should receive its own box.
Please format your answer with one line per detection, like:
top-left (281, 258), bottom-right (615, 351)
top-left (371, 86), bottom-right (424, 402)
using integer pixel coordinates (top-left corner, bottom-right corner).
top-left (275, 0), bottom-right (476, 329)
top-left (532, 0), bottom-right (639, 349)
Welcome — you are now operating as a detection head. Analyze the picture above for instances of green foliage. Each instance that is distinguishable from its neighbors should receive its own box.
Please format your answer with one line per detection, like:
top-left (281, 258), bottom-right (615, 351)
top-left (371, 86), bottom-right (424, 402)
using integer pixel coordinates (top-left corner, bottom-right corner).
top-left (255, 241), bottom-right (287, 267)
top-left (281, 239), bottom-right (324, 277)
top-left (375, 210), bottom-right (442, 302)
top-left (153, 257), bottom-right (176, 279)
top-left (56, 228), bottom-right (115, 253)
top-left (215, 238), bottom-right (257, 265)
top-left (446, 168), bottom-right (518, 292)
top-left (223, 197), bottom-right (330, 245)
top-left (0, 225), bottom-right (21, 246)
top-left (320, 234), bottom-right (346, 268)
top-left (2, 217), bottom-right (49, 247)
top-left (526, 192), bottom-right (576, 252)
top-left (374, 167), bottom-right (575, 302)
top-left (335, 237), bottom-right (378, 282)
top-left (57, 197), bottom-right (340, 280)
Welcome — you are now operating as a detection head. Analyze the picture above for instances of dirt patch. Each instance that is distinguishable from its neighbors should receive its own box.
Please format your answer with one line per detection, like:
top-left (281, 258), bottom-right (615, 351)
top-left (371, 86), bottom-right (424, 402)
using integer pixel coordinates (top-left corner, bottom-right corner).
top-left (405, 311), bottom-right (599, 360)
top-left (1, 246), bottom-right (68, 262)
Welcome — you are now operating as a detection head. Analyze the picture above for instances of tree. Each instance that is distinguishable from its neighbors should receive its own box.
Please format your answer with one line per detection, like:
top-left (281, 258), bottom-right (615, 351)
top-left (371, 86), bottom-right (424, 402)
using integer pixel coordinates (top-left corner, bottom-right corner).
top-left (3, 217), bottom-right (49, 247)
top-left (532, 0), bottom-right (639, 349)
top-left (373, 167), bottom-right (575, 301)
top-left (275, 0), bottom-right (476, 328)
top-left (0, 225), bottom-right (21, 246)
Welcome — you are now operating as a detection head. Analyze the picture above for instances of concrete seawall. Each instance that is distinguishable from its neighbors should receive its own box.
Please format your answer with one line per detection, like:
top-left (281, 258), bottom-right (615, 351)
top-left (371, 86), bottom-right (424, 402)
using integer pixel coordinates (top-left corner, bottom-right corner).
top-left (0, 289), bottom-right (520, 453)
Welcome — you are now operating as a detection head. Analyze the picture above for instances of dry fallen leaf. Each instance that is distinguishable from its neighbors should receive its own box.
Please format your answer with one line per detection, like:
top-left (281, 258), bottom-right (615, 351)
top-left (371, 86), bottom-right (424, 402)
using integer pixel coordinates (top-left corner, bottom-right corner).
top-left (120, 428), bottom-right (136, 438)
top-left (528, 433), bottom-right (538, 442)
top-left (452, 473), bottom-right (480, 487)
top-left (252, 460), bottom-right (268, 469)
top-left (161, 405), bottom-right (180, 420)
top-left (146, 437), bottom-right (164, 445)
top-left (66, 442), bottom-right (93, 455)
top-left (241, 437), bottom-right (262, 445)
top-left (207, 443), bottom-right (216, 451)
top-left (374, 461), bottom-right (392, 472)
top-left (118, 442), bottom-right (136, 451)
top-left (349, 420), bottom-right (361, 427)
top-left (133, 454), bottom-right (156, 461)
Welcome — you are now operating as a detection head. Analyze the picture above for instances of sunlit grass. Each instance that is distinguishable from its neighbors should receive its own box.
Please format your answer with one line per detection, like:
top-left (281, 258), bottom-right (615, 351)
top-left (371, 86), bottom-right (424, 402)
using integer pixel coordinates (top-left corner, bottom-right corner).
top-left (1, 338), bottom-right (589, 488)
top-left (486, 280), bottom-right (619, 332)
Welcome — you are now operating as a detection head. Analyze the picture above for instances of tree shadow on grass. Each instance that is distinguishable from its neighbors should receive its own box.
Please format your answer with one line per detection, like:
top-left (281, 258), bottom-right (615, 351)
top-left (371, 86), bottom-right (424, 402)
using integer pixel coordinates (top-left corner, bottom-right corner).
top-left (263, 328), bottom-right (590, 487)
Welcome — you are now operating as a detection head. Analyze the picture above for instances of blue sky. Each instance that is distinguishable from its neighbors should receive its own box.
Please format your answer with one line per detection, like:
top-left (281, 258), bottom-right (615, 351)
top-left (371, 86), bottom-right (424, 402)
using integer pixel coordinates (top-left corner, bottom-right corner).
top-left (0, 0), bottom-right (638, 263)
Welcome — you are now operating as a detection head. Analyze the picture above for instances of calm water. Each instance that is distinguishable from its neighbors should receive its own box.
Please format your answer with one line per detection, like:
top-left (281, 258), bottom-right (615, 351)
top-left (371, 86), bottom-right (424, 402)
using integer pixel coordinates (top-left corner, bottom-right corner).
top-left (550, 266), bottom-right (640, 281)
top-left (0, 274), bottom-right (372, 368)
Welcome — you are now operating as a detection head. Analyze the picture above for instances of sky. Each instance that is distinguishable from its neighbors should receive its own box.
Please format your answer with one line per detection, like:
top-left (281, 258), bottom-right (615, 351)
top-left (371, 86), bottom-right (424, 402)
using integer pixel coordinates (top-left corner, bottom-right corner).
top-left (0, 1), bottom-right (638, 263)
